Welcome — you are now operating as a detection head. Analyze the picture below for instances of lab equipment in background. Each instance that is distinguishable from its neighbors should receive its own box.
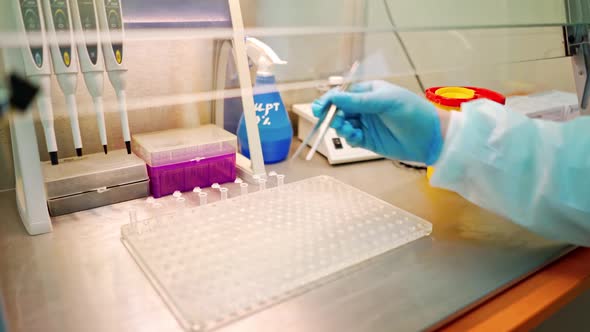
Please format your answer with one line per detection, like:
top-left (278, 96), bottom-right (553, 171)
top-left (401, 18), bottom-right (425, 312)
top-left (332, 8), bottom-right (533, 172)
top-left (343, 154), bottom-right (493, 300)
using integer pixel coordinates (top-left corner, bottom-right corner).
top-left (237, 37), bottom-right (292, 164)
top-left (40, 0), bottom-right (83, 157)
top-left (42, 149), bottom-right (149, 216)
top-left (425, 86), bottom-right (505, 179)
top-left (69, 0), bottom-right (108, 153)
top-left (121, 175), bottom-right (432, 332)
top-left (132, 125), bottom-right (237, 198)
top-left (293, 103), bottom-right (383, 164)
top-left (95, 0), bottom-right (131, 154)
top-left (1, 0), bottom-right (58, 164)
top-left (506, 91), bottom-right (580, 121)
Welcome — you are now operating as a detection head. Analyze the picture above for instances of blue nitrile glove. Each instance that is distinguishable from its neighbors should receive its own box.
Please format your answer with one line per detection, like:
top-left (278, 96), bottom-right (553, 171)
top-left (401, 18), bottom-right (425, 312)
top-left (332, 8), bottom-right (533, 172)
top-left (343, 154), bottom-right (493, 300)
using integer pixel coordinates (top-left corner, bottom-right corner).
top-left (311, 80), bottom-right (443, 165)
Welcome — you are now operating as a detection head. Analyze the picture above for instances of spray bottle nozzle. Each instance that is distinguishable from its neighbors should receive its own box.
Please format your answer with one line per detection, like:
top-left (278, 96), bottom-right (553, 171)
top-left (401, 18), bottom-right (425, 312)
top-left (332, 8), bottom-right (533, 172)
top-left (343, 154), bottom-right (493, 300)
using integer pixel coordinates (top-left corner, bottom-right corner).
top-left (246, 37), bottom-right (287, 77)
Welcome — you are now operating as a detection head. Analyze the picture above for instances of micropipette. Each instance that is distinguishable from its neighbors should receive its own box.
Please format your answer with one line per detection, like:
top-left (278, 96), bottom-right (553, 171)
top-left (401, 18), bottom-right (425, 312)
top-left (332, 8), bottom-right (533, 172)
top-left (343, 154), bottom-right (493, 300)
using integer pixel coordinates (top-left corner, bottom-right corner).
top-left (305, 61), bottom-right (359, 161)
top-left (5, 0), bottom-right (59, 164)
top-left (69, 0), bottom-right (108, 154)
top-left (41, 0), bottom-right (84, 157)
top-left (95, 0), bottom-right (131, 154)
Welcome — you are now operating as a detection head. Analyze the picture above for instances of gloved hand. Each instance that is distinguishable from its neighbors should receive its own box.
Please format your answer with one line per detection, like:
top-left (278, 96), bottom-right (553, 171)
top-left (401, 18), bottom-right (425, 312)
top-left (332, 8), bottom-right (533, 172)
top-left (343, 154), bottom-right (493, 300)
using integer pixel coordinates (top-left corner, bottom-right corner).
top-left (311, 80), bottom-right (444, 165)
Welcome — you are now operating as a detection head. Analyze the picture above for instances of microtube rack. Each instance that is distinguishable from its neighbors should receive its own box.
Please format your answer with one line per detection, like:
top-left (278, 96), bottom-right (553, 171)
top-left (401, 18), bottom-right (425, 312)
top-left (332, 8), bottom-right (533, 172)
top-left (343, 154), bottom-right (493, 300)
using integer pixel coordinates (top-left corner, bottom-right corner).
top-left (121, 176), bottom-right (432, 331)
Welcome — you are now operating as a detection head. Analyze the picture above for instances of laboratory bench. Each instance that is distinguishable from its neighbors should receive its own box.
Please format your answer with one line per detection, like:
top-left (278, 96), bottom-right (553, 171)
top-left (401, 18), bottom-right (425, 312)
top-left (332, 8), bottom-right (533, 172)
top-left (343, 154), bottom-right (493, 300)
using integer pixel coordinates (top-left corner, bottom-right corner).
top-left (1, 144), bottom-right (588, 332)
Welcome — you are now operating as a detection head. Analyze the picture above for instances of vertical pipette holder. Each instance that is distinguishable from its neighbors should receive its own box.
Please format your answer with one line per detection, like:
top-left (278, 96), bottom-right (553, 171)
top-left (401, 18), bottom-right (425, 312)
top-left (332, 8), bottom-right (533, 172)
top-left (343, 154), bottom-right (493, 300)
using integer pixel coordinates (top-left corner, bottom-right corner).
top-left (8, 112), bottom-right (53, 234)
top-left (0, 0), bottom-right (53, 234)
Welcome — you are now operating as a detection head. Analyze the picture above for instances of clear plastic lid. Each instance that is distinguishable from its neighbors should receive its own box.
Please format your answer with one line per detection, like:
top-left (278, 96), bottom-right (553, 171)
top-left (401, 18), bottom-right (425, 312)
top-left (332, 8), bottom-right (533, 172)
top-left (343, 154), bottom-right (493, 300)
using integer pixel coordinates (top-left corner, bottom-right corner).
top-left (132, 125), bottom-right (237, 166)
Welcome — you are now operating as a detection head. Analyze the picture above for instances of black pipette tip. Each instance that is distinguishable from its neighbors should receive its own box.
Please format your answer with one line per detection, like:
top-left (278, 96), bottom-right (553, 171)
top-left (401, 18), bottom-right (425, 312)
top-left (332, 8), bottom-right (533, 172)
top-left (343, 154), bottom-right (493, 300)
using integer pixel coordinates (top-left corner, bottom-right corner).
top-left (125, 141), bottom-right (131, 154)
top-left (103, 145), bottom-right (108, 154)
top-left (49, 151), bottom-right (59, 165)
top-left (76, 148), bottom-right (83, 157)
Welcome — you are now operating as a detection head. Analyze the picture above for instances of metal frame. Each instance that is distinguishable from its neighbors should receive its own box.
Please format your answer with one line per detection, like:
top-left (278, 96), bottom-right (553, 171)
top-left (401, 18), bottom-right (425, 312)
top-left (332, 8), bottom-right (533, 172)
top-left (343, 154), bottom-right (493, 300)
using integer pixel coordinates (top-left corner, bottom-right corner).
top-left (571, 49), bottom-right (590, 115)
top-left (566, 25), bottom-right (590, 114)
top-left (565, 0), bottom-right (590, 115)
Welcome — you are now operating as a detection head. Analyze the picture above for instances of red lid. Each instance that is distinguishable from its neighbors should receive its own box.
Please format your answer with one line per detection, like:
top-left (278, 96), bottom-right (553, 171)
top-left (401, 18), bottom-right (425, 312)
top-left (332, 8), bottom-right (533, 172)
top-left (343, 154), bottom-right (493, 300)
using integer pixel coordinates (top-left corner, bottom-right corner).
top-left (425, 86), bottom-right (506, 107)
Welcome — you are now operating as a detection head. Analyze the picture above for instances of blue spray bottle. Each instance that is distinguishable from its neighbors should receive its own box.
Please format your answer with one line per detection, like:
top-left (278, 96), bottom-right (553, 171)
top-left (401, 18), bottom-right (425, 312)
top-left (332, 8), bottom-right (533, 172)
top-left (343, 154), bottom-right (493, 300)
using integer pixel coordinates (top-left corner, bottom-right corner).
top-left (237, 38), bottom-right (292, 164)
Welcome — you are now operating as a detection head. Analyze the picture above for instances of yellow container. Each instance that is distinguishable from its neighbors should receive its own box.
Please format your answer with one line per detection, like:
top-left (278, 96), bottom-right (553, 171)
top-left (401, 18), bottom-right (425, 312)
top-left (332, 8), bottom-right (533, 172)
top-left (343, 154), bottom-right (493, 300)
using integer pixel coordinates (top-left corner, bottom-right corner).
top-left (425, 86), bottom-right (505, 179)
top-left (432, 87), bottom-right (475, 102)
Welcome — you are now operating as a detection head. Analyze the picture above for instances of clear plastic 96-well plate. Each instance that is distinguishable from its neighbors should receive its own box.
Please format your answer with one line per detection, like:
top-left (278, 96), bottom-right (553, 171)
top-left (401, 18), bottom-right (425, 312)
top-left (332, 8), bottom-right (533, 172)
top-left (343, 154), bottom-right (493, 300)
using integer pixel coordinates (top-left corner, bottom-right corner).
top-left (121, 175), bottom-right (432, 331)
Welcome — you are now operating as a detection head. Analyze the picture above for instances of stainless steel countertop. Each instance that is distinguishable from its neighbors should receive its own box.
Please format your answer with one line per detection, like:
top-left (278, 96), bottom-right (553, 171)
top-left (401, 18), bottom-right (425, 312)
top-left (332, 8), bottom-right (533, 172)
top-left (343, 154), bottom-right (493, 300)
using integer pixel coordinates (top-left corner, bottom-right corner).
top-left (0, 148), bottom-right (572, 332)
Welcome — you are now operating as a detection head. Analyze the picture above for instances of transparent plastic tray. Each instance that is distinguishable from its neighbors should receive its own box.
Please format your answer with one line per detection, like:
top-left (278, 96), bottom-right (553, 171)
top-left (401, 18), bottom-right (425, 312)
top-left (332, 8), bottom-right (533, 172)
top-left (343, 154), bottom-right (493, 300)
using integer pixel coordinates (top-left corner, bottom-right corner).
top-left (121, 176), bottom-right (432, 331)
top-left (132, 125), bottom-right (237, 167)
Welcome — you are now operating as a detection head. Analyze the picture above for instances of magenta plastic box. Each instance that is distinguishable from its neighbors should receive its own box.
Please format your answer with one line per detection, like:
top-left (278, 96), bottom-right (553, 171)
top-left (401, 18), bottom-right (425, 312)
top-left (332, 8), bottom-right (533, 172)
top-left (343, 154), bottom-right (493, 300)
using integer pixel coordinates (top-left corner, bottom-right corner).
top-left (132, 125), bottom-right (237, 198)
top-left (147, 153), bottom-right (236, 198)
